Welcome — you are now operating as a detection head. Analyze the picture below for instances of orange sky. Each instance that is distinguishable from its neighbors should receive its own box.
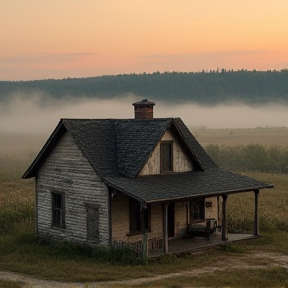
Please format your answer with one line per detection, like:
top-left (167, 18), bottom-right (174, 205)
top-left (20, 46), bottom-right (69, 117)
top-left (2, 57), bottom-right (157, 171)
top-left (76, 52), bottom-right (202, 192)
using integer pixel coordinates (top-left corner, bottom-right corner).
top-left (1, 0), bottom-right (288, 80)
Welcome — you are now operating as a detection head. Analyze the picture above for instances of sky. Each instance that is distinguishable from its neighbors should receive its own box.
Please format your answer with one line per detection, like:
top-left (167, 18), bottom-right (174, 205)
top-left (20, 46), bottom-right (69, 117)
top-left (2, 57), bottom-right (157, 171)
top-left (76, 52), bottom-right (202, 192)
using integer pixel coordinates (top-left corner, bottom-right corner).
top-left (1, 0), bottom-right (288, 81)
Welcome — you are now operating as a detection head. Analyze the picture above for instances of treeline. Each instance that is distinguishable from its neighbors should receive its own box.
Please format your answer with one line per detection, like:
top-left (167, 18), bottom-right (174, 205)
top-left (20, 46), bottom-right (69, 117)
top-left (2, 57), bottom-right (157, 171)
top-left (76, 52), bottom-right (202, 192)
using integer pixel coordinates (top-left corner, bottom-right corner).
top-left (205, 144), bottom-right (288, 173)
top-left (1, 69), bottom-right (288, 105)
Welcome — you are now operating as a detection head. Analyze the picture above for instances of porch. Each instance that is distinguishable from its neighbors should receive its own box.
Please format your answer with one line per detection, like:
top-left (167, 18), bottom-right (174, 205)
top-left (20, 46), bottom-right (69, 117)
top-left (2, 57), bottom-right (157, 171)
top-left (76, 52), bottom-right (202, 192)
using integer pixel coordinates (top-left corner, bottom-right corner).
top-left (148, 233), bottom-right (255, 258)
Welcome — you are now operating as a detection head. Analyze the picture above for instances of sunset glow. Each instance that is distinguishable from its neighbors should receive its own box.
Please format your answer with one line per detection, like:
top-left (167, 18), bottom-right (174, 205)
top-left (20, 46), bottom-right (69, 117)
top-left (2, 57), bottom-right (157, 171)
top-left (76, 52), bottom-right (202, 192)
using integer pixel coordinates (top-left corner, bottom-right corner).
top-left (1, 0), bottom-right (288, 80)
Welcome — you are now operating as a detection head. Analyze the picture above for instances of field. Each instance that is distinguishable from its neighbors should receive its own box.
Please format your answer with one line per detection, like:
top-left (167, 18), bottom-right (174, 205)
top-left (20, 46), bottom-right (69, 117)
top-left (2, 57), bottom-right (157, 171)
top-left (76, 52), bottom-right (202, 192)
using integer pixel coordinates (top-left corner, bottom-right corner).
top-left (0, 127), bottom-right (288, 287)
top-left (192, 126), bottom-right (288, 146)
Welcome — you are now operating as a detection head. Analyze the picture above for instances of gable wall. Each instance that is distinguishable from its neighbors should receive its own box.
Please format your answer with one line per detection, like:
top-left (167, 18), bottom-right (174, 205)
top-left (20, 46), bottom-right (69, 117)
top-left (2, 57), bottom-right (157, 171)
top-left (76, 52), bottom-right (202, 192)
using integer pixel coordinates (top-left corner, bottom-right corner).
top-left (36, 132), bottom-right (109, 246)
top-left (139, 129), bottom-right (194, 176)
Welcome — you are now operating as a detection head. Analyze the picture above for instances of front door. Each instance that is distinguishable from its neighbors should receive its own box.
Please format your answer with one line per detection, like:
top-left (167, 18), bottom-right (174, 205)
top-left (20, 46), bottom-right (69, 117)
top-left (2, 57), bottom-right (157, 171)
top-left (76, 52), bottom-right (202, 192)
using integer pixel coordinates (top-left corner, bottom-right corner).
top-left (168, 203), bottom-right (175, 237)
top-left (86, 205), bottom-right (99, 243)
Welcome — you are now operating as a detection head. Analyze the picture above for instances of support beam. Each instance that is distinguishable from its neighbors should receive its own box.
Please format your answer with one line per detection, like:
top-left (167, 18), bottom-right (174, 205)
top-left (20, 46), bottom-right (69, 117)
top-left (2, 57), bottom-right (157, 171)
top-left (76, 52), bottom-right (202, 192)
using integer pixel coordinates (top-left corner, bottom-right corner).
top-left (141, 204), bottom-right (148, 262)
top-left (108, 190), bottom-right (112, 247)
top-left (163, 203), bottom-right (169, 254)
top-left (222, 194), bottom-right (228, 241)
top-left (254, 189), bottom-right (259, 237)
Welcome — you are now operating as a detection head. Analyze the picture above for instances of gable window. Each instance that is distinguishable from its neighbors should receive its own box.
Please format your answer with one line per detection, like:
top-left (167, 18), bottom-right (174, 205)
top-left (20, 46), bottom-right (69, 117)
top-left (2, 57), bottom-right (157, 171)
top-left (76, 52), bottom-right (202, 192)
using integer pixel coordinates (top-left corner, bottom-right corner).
top-left (51, 192), bottom-right (65, 228)
top-left (190, 199), bottom-right (205, 222)
top-left (129, 198), bottom-right (150, 234)
top-left (160, 141), bottom-right (173, 172)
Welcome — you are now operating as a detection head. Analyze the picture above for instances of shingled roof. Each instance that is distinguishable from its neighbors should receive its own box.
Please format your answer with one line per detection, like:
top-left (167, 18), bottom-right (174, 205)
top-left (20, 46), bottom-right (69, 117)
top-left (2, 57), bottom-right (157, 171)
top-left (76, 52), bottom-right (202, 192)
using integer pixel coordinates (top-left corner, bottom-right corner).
top-left (104, 169), bottom-right (273, 203)
top-left (23, 117), bottom-right (217, 179)
top-left (23, 116), bottom-right (273, 202)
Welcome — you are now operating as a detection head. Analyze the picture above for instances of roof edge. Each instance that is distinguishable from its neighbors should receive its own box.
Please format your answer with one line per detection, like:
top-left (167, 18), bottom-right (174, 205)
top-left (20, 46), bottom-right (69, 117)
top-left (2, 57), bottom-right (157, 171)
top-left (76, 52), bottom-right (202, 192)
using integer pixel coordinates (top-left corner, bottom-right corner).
top-left (22, 119), bottom-right (67, 179)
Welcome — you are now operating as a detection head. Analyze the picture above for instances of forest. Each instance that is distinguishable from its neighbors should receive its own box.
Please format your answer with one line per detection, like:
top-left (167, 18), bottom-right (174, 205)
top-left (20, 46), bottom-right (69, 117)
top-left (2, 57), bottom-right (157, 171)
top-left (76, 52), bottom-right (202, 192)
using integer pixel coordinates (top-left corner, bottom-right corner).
top-left (1, 69), bottom-right (288, 105)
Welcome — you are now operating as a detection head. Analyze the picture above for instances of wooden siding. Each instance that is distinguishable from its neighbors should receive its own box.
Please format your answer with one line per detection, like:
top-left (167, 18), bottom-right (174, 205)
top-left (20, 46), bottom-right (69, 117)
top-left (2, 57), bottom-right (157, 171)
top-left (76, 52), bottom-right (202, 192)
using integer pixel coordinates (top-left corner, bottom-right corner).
top-left (139, 129), bottom-right (194, 176)
top-left (111, 192), bottom-right (164, 243)
top-left (36, 131), bottom-right (109, 246)
top-left (111, 192), bottom-right (221, 242)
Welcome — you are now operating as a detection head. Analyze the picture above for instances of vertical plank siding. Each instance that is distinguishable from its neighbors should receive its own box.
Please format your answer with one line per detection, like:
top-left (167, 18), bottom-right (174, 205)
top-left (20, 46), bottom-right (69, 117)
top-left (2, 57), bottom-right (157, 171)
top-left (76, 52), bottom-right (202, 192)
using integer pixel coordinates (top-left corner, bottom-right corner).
top-left (139, 129), bottom-right (194, 176)
top-left (37, 132), bottom-right (109, 246)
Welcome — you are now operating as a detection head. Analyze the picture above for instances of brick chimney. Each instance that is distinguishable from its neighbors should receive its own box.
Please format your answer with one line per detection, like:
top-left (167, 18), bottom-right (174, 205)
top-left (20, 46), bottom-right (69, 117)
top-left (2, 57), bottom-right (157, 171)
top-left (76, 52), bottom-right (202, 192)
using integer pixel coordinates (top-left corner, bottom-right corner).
top-left (132, 99), bottom-right (155, 119)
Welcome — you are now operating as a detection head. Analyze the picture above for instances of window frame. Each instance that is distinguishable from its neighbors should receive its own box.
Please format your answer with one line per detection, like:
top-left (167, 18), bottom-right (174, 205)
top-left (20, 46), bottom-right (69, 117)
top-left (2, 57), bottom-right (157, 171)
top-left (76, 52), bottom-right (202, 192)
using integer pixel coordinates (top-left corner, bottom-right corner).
top-left (190, 198), bottom-right (205, 223)
top-left (51, 191), bottom-right (66, 229)
top-left (160, 140), bottom-right (173, 173)
top-left (129, 198), bottom-right (150, 235)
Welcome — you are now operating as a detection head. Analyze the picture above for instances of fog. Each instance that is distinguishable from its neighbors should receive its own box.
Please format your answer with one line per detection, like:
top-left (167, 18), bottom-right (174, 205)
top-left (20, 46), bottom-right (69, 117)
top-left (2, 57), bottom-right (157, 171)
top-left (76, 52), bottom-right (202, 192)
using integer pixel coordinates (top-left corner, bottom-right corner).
top-left (0, 93), bottom-right (288, 134)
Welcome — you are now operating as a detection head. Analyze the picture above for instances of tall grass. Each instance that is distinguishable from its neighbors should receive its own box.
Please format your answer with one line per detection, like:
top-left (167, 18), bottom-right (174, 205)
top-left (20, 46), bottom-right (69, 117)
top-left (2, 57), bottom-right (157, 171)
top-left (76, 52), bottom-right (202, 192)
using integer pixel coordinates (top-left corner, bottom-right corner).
top-left (206, 143), bottom-right (288, 173)
top-left (227, 172), bottom-right (288, 234)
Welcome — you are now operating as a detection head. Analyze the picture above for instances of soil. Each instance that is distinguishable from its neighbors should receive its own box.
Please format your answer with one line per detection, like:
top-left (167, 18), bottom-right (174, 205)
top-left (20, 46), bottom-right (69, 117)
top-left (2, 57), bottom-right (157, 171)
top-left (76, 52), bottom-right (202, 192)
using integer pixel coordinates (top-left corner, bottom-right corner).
top-left (0, 252), bottom-right (288, 288)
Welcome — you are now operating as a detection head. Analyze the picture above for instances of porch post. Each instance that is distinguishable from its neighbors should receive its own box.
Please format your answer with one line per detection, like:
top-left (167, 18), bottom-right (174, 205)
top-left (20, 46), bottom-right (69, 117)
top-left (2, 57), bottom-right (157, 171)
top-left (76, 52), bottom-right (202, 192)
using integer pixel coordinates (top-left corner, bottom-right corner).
top-left (254, 189), bottom-right (259, 237)
top-left (221, 194), bottom-right (228, 241)
top-left (163, 203), bottom-right (169, 254)
top-left (108, 188), bottom-right (114, 247)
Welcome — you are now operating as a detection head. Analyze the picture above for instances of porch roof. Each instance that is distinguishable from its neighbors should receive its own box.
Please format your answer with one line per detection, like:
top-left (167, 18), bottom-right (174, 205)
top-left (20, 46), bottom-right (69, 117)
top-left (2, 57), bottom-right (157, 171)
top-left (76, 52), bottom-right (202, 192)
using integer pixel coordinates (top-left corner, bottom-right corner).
top-left (104, 168), bottom-right (273, 203)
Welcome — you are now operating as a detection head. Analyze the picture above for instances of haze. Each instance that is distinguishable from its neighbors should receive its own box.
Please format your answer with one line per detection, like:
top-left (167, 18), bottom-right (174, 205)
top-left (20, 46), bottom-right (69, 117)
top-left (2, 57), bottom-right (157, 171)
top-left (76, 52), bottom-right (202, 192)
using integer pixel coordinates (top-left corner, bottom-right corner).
top-left (0, 95), bottom-right (287, 134)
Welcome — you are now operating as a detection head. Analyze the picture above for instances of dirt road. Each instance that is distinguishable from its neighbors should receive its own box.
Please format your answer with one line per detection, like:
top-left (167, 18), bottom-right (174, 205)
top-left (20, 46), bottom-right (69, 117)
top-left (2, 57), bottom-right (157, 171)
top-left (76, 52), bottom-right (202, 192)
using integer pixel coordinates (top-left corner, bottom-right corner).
top-left (0, 252), bottom-right (287, 288)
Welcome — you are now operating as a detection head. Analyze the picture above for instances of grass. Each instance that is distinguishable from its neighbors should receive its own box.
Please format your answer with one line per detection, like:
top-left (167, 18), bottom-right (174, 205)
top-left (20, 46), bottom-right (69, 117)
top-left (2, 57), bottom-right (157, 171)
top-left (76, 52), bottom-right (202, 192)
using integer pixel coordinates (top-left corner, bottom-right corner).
top-left (0, 280), bottom-right (24, 288)
top-left (193, 126), bottom-right (288, 147)
top-left (115, 266), bottom-right (288, 288)
top-left (1, 131), bottom-right (288, 287)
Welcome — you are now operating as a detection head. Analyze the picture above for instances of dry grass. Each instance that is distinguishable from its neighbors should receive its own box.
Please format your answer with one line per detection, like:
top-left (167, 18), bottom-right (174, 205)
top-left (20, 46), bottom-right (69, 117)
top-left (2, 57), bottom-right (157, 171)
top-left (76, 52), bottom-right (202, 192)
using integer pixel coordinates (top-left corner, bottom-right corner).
top-left (192, 126), bottom-right (288, 147)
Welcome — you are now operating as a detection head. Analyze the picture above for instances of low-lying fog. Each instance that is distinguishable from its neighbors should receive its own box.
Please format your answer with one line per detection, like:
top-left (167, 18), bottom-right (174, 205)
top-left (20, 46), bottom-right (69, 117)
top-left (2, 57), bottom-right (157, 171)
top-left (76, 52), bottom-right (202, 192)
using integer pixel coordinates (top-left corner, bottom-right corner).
top-left (0, 94), bottom-right (287, 134)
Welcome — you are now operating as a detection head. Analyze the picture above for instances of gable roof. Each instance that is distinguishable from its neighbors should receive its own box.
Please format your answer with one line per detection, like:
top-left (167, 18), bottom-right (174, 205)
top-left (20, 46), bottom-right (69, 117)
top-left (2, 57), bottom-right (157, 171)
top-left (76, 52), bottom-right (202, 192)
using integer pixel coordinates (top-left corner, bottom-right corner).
top-left (23, 117), bottom-right (217, 179)
top-left (23, 117), bottom-right (273, 202)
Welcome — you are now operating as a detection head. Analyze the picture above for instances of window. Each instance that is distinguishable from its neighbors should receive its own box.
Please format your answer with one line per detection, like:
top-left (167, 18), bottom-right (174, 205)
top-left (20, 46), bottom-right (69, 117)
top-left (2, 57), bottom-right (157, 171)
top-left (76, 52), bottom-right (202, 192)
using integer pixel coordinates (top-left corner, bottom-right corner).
top-left (160, 141), bottom-right (173, 172)
top-left (190, 199), bottom-right (205, 222)
top-left (129, 198), bottom-right (150, 234)
top-left (51, 192), bottom-right (65, 228)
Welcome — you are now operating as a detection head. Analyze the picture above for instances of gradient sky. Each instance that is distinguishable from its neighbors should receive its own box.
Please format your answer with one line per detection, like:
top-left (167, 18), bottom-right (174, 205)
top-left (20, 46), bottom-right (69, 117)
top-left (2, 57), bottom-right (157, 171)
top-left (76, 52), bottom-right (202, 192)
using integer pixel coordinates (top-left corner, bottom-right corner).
top-left (1, 0), bottom-right (288, 80)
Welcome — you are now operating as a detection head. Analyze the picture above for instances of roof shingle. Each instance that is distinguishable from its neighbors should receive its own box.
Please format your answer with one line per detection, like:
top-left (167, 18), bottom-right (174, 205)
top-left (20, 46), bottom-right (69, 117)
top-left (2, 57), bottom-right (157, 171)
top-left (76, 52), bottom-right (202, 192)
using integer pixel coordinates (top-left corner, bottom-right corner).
top-left (23, 117), bottom-right (273, 202)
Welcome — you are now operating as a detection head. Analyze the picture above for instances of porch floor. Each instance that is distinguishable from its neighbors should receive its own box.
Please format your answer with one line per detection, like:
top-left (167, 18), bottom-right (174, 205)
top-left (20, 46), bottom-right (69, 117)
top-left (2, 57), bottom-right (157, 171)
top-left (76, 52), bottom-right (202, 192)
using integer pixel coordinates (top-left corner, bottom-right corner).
top-left (148, 233), bottom-right (255, 258)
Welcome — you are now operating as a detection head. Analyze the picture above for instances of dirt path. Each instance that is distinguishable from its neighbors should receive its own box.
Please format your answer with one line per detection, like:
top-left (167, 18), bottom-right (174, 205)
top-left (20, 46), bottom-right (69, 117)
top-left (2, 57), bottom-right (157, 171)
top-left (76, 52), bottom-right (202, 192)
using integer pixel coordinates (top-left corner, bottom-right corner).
top-left (1, 252), bottom-right (288, 288)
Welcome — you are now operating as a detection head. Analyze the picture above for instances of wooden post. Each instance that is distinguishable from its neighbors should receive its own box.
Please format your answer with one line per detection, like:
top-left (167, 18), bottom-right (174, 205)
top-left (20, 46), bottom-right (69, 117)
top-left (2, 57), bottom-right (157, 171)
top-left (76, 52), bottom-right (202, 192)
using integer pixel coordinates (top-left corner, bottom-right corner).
top-left (142, 230), bottom-right (148, 264)
top-left (254, 189), bottom-right (259, 237)
top-left (163, 203), bottom-right (169, 254)
top-left (108, 189), bottom-right (116, 247)
top-left (222, 195), bottom-right (228, 241)
top-left (141, 204), bottom-right (149, 261)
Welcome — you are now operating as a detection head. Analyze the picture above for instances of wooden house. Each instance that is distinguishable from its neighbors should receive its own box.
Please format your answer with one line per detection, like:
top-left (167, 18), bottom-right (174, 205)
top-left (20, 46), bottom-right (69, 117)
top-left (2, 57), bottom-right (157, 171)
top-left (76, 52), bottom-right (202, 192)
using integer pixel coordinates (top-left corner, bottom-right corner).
top-left (23, 100), bottom-right (273, 256)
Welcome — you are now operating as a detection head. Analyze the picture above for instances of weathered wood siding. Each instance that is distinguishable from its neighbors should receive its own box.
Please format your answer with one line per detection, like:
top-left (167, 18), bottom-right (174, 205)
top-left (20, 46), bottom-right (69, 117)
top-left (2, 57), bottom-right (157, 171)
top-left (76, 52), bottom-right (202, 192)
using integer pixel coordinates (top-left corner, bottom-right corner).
top-left (36, 131), bottom-right (109, 246)
top-left (111, 192), bottom-right (221, 242)
top-left (139, 129), bottom-right (194, 176)
top-left (111, 192), bottom-right (164, 243)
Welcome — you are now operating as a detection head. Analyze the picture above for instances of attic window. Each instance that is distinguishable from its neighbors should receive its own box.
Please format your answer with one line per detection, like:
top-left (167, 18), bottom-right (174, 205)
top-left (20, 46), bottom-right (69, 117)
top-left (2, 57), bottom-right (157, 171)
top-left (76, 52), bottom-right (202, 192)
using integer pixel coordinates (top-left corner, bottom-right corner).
top-left (160, 141), bottom-right (173, 172)
top-left (51, 192), bottom-right (65, 228)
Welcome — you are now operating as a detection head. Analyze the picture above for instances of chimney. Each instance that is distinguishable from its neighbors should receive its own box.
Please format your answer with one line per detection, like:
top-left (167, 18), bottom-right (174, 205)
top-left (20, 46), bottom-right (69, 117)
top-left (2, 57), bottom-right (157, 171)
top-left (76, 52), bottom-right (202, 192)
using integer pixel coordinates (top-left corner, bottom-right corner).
top-left (132, 99), bottom-right (155, 119)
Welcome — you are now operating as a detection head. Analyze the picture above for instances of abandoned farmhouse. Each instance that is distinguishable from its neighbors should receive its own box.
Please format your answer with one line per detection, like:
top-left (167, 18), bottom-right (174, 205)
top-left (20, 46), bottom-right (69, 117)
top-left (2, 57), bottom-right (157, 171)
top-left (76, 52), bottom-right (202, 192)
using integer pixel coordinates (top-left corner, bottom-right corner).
top-left (23, 100), bottom-right (273, 257)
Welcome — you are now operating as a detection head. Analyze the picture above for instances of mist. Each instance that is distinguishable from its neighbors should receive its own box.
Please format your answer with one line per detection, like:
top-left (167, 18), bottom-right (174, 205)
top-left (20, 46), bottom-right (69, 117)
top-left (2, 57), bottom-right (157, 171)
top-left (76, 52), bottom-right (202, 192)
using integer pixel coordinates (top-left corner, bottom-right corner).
top-left (0, 93), bottom-right (288, 134)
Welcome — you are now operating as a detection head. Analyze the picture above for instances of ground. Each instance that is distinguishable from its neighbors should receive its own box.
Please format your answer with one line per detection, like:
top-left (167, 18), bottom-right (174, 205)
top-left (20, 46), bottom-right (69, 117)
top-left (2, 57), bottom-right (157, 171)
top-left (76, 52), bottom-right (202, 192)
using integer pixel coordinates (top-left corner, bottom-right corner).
top-left (0, 251), bottom-right (287, 288)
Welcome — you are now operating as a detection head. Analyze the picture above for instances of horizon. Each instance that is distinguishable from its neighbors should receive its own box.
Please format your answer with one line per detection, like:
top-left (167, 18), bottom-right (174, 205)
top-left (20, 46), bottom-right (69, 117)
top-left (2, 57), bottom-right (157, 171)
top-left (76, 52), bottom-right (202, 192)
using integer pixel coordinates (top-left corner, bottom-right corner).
top-left (1, 68), bottom-right (287, 82)
top-left (1, 0), bottom-right (288, 81)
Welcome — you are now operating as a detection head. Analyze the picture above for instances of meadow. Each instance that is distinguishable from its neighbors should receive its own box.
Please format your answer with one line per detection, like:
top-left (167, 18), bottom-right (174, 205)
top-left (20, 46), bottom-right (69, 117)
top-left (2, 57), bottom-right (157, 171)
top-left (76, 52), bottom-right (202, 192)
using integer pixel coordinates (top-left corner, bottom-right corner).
top-left (0, 127), bottom-right (288, 287)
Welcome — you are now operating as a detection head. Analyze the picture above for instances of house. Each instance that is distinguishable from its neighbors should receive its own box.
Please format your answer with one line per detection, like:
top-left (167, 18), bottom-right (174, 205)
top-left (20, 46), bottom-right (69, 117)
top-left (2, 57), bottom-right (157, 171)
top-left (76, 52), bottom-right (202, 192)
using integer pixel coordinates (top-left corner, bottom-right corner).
top-left (23, 99), bottom-right (273, 256)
